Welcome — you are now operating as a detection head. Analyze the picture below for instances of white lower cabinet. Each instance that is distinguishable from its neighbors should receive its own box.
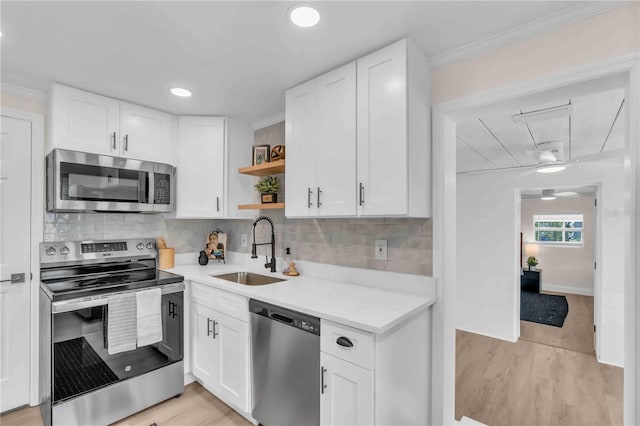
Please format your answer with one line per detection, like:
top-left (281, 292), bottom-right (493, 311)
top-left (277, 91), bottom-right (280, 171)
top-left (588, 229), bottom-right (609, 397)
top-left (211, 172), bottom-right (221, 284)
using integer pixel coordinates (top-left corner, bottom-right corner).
top-left (191, 284), bottom-right (250, 414)
top-left (320, 352), bottom-right (374, 426)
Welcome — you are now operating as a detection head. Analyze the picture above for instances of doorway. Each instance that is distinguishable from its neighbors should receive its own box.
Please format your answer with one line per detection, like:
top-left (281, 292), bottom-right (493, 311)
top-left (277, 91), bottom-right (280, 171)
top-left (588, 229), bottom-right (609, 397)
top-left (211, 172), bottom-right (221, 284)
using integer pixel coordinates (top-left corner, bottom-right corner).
top-left (432, 60), bottom-right (638, 426)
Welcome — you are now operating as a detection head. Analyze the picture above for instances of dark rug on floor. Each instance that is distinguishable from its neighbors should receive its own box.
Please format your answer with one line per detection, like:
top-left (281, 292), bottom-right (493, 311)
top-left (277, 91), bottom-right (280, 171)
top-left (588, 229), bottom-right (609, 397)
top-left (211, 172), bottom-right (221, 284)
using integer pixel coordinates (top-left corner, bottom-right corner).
top-left (521, 291), bottom-right (569, 327)
top-left (54, 337), bottom-right (119, 403)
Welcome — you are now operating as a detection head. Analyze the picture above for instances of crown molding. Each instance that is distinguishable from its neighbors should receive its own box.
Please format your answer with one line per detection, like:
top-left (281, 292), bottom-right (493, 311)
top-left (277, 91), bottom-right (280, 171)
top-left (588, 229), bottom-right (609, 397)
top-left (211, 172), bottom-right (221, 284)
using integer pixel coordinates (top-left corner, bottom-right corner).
top-left (429, 2), bottom-right (630, 70)
top-left (0, 82), bottom-right (48, 102)
top-left (251, 112), bottom-right (285, 130)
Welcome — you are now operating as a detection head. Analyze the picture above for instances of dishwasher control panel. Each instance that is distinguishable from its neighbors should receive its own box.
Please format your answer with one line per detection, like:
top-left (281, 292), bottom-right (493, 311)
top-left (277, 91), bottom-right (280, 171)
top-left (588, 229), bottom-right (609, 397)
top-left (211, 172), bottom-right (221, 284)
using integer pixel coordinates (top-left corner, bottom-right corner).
top-left (296, 319), bottom-right (319, 334)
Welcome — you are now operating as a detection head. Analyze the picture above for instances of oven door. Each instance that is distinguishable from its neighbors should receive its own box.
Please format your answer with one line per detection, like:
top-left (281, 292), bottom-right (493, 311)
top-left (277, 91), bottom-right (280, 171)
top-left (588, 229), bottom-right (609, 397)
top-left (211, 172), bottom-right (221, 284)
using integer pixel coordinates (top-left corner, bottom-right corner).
top-left (47, 148), bottom-right (155, 212)
top-left (50, 284), bottom-right (183, 405)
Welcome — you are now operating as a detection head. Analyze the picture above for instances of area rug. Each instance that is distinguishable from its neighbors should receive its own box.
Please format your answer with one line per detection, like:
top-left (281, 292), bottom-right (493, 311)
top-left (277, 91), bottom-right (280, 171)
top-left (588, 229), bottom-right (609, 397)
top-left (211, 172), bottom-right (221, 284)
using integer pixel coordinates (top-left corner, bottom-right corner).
top-left (520, 291), bottom-right (569, 327)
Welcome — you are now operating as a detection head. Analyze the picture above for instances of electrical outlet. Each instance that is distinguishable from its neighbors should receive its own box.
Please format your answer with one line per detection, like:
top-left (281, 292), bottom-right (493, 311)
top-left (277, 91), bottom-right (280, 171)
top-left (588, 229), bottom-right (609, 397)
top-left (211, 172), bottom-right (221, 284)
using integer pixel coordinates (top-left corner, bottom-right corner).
top-left (241, 234), bottom-right (248, 248)
top-left (375, 239), bottom-right (387, 260)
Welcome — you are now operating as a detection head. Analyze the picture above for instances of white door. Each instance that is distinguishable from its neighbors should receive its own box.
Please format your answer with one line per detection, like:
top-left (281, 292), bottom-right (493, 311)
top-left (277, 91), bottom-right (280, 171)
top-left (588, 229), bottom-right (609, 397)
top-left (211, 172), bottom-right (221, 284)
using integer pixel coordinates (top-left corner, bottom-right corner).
top-left (214, 311), bottom-right (248, 411)
top-left (0, 116), bottom-right (32, 412)
top-left (191, 303), bottom-right (218, 388)
top-left (176, 117), bottom-right (225, 218)
top-left (357, 39), bottom-right (408, 216)
top-left (320, 353), bottom-right (374, 426)
top-left (316, 62), bottom-right (357, 217)
top-left (120, 102), bottom-right (176, 165)
top-left (50, 83), bottom-right (120, 156)
top-left (285, 79), bottom-right (317, 217)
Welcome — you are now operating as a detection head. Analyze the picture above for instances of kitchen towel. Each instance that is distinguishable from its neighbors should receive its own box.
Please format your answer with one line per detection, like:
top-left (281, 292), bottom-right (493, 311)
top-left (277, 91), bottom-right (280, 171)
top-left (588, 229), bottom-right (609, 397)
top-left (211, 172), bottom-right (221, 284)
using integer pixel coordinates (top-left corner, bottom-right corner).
top-left (107, 292), bottom-right (137, 355)
top-left (136, 288), bottom-right (163, 346)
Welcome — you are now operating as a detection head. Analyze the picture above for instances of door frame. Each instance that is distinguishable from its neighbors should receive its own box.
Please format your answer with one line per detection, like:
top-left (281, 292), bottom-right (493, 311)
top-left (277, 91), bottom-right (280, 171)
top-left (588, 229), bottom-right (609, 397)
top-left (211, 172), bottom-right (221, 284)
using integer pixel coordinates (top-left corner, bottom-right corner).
top-left (1, 107), bottom-right (45, 406)
top-left (431, 53), bottom-right (640, 425)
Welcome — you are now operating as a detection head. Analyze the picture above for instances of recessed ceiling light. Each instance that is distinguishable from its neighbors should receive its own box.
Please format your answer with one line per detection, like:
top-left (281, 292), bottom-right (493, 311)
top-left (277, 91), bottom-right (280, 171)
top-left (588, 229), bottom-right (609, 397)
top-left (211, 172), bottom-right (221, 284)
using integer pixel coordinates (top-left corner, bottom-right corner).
top-left (536, 163), bottom-right (566, 174)
top-left (170, 87), bottom-right (192, 97)
top-left (289, 5), bottom-right (320, 28)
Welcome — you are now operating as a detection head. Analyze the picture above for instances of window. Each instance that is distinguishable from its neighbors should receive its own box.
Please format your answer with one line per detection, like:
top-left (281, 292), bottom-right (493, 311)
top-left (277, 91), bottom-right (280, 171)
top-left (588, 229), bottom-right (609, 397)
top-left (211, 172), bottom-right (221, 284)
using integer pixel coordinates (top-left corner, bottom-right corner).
top-left (533, 214), bottom-right (584, 245)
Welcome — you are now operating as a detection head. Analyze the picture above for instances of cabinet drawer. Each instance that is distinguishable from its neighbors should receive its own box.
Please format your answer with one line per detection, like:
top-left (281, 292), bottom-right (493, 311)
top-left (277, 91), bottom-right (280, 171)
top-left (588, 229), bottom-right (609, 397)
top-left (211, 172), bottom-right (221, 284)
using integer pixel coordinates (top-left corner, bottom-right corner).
top-left (191, 282), bottom-right (249, 322)
top-left (321, 320), bottom-right (374, 370)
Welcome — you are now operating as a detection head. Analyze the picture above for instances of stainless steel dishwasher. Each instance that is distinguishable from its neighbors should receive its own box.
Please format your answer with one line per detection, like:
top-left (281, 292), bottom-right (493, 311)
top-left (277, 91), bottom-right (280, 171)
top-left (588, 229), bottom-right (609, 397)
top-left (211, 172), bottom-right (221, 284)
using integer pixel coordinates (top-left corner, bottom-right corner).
top-left (250, 299), bottom-right (320, 426)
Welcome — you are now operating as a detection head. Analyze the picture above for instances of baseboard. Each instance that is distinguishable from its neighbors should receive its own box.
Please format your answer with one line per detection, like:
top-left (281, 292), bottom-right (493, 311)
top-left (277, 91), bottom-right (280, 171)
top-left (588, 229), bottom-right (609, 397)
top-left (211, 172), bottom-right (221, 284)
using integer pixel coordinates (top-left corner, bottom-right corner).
top-left (596, 354), bottom-right (624, 368)
top-left (456, 416), bottom-right (487, 425)
top-left (456, 325), bottom-right (518, 343)
top-left (541, 283), bottom-right (594, 296)
top-left (184, 372), bottom-right (196, 386)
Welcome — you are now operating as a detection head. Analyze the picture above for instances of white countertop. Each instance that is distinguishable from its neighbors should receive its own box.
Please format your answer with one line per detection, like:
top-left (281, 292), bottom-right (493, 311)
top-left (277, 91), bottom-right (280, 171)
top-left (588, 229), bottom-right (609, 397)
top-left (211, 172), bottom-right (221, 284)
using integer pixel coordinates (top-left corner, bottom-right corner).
top-left (165, 260), bottom-right (436, 334)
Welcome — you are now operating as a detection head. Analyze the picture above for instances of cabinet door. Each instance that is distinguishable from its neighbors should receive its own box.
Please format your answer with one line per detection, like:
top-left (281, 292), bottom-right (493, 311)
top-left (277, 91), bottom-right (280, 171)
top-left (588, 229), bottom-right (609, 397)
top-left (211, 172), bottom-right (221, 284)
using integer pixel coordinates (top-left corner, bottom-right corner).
top-left (285, 79), bottom-right (317, 217)
top-left (320, 353), bottom-right (374, 426)
top-left (357, 39), bottom-right (408, 216)
top-left (214, 311), bottom-right (249, 412)
top-left (50, 83), bottom-right (120, 155)
top-left (176, 116), bottom-right (225, 218)
top-left (316, 62), bottom-right (357, 217)
top-left (191, 303), bottom-right (219, 388)
top-left (120, 102), bottom-right (177, 164)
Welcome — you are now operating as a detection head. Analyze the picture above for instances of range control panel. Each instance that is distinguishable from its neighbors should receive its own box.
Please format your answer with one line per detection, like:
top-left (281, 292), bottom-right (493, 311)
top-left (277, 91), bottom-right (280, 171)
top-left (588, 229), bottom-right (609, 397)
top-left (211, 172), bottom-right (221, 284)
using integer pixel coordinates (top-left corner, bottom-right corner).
top-left (81, 241), bottom-right (128, 253)
top-left (40, 238), bottom-right (157, 264)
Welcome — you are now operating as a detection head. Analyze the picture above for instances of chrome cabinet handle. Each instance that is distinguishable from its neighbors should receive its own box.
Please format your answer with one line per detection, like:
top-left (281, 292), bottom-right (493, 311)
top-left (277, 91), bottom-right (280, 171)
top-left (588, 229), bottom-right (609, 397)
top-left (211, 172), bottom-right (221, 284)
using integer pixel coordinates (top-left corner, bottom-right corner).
top-left (213, 320), bottom-right (218, 339)
top-left (124, 134), bottom-right (129, 151)
top-left (207, 317), bottom-right (212, 336)
top-left (111, 132), bottom-right (117, 150)
top-left (317, 187), bottom-right (322, 207)
top-left (307, 188), bottom-right (313, 208)
top-left (321, 366), bottom-right (327, 394)
top-left (359, 183), bottom-right (364, 206)
top-left (0, 273), bottom-right (25, 284)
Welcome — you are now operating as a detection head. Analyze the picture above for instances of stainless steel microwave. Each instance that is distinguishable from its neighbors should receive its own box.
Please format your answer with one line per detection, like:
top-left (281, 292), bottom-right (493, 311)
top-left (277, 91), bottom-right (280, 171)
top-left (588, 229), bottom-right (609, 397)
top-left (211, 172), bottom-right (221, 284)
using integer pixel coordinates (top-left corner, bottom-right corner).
top-left (46, 149), bottom-right (175, 213)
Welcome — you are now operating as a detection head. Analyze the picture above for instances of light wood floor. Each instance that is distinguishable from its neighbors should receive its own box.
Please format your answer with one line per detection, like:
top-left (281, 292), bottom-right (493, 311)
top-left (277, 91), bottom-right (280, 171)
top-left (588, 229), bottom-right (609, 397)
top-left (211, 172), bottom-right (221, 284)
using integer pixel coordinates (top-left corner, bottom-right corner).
top-left (520, 293), bottom-right (595, 354)
top-left (0, 382), bottom-right (252, 426)
top-left (456, 329), bottom-right (623, 426)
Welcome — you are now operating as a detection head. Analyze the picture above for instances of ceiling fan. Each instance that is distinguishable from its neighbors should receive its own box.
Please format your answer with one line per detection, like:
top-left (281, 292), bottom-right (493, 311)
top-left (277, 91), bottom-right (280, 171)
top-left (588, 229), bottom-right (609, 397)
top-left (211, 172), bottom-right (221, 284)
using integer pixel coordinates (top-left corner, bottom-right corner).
top-left (526, 141), bottom-right (624, 174)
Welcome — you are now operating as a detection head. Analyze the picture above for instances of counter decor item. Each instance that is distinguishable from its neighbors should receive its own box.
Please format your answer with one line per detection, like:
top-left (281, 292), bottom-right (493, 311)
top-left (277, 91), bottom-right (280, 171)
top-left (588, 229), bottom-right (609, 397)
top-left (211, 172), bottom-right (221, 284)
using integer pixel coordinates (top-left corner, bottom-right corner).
top-left (271, 145), bottom-right (285, 161)
top-left (198, 251), bottom-right (209, 265)
top-left (527, 256), bottom-right (539, 271)
top-left (252, 144), bottom-right (270, 165)
top-left (206, 229), bottom-right (226, 263)
top-left (255, 176), bottom-right (280, 204)
top-left (156, 237), bottom-right (175, 269)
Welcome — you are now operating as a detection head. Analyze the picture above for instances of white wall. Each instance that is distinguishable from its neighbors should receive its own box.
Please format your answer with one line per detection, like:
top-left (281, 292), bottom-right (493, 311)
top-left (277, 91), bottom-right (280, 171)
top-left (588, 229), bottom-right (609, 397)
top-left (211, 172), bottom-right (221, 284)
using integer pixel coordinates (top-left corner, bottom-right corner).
top-left (456, 160), bottom-right (625, 366)
top-left (521, 195), bottom-right (595, 295)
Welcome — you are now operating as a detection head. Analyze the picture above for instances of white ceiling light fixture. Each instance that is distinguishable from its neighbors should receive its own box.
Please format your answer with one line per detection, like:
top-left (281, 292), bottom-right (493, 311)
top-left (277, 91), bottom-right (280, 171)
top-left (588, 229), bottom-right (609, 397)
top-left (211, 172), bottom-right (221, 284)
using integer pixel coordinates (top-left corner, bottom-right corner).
top-left (541, 189), bottom-right (557, 201)
top-left (289, 5), bottom-right (320, 28)
top-left (170, 87), bottom-right (192, 97)
top-left (512, 103), bottom-right (574, 125)
top-left (537, 163), bottom-right (567, 174)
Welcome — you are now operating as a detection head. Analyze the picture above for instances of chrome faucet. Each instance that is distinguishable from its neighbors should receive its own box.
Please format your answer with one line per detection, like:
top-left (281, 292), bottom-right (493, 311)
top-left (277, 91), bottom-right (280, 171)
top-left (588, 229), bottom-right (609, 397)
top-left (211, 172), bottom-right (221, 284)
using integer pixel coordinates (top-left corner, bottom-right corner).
top-left (251, 216), bottom-right (276, 272)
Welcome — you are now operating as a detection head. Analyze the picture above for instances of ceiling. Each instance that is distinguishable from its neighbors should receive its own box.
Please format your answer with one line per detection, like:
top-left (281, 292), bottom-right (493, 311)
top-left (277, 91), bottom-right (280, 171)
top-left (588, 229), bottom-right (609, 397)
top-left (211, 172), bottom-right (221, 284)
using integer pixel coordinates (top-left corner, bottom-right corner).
top-left (456, 76), bottom-right (626, 174)
top-left (0, 1), bottom-right (616, 123)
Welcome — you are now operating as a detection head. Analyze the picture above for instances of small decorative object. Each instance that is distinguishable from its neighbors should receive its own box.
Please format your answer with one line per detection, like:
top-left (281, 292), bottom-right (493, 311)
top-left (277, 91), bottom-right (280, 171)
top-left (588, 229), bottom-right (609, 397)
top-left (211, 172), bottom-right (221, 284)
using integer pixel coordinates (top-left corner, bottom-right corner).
top-left (252, 144), bottom-right (270, 165)
top-left (527, 256), bottom-right (539, 271)
top-left (283, 261), bottom-right (299, 276)
top-left (271, 145), bottom-right (285, 161)
top-left (205, 229), bottom-right (226, 263)
top-left (198, 250), bottom-right (209, 265)
top-left (254, 176), bottom-right (280, 204)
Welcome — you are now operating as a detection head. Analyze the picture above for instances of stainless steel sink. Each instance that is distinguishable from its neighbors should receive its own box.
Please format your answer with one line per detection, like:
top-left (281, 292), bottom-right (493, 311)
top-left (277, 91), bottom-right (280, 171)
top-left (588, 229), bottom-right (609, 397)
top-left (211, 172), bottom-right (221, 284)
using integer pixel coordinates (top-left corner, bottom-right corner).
top-left (211, 272), bottom-right (285, 286)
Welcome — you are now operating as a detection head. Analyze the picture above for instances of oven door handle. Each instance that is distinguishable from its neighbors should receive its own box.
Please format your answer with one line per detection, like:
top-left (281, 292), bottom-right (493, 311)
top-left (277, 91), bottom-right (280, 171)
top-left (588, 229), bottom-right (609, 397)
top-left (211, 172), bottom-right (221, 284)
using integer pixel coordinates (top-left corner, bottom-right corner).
top-left (51, 282), bottom-right (185, 314)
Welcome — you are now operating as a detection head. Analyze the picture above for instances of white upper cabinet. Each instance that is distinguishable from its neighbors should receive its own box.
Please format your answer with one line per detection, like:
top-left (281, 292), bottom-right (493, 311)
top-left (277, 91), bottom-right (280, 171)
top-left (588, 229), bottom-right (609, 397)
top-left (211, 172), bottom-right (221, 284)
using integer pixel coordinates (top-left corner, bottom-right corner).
top-left (50, 83), bottom-right (120, 156)
top-left (357, 39), bottom-right (431, 217)
top-left (285, 39), bottom-right (431, 219)
top-left (50, 83), bottom-right (178, 165)
top-left (120, 102), bottom-right (176, 165)
top-left (285, 79), bottom-right (318, 217)
top-left (285, 62), bottom-right (357, 218)
top-left (177, 116), bottom-right (226, 218)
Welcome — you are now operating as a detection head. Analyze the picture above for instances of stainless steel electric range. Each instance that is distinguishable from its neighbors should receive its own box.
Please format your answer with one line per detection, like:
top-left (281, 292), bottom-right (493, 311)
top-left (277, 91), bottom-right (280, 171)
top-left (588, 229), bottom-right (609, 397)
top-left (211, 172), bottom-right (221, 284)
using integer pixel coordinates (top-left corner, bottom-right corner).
top-left (39, 239), bottom-right (185, 426)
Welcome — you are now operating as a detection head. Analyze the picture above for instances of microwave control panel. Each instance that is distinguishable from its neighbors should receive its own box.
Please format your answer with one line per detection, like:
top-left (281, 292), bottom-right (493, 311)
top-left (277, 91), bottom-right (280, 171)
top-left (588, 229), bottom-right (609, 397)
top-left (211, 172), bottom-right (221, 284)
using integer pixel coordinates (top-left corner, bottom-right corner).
top-left (154, 173), bottom-right (171, 205)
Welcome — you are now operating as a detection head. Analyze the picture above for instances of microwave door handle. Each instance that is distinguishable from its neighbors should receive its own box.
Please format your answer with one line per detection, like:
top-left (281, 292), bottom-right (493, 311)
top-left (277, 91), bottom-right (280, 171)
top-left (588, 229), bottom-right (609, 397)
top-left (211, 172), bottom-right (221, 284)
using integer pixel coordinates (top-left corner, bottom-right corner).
top-left (148, 171), bottom-right (155, 205)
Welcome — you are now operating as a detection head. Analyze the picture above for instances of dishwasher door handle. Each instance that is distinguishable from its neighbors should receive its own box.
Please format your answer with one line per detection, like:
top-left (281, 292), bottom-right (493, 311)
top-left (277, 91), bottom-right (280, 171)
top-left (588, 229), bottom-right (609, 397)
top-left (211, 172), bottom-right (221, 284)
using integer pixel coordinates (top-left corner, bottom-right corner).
top-left (321, 366), bottom-right (327, 394)
top-left (270, 312), bottom-right (293, 324)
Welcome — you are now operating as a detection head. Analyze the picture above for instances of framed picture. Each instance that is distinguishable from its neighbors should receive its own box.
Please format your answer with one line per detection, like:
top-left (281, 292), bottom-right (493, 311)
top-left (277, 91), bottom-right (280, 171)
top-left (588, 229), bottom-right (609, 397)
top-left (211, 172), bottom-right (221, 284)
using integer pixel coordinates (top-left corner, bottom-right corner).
top-left (253, 145), bottom-right (270, 165)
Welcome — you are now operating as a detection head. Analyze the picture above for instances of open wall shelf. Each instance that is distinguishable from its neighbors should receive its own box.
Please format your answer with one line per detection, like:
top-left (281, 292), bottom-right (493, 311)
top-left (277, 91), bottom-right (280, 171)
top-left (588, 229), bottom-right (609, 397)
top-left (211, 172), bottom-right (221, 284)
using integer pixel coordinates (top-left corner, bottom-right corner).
top-left (238, 160), bottom-right (285, 177)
